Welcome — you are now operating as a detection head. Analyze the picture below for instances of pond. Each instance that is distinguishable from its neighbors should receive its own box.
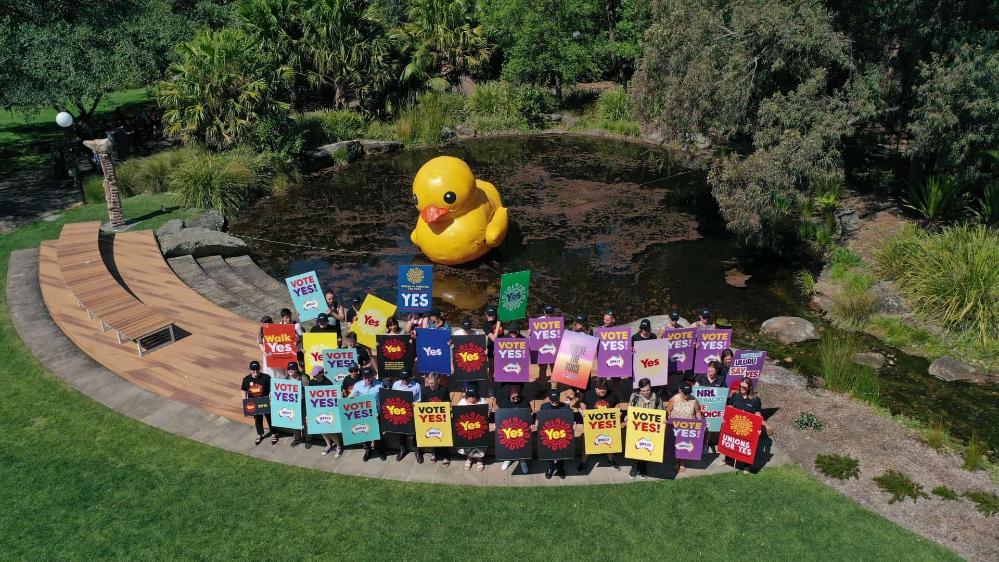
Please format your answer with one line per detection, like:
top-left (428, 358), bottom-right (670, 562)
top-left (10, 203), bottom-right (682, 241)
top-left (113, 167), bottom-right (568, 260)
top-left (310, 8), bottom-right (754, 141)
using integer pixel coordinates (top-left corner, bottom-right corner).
top-left (231, 135), bottom-right (998, 451)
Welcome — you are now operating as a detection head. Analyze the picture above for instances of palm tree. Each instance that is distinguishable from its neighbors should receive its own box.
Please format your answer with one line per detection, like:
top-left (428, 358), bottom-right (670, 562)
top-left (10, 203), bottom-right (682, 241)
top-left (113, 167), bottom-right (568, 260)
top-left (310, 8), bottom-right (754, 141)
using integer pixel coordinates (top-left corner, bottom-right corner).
top-left (400, 0), bottom-right (491, 88)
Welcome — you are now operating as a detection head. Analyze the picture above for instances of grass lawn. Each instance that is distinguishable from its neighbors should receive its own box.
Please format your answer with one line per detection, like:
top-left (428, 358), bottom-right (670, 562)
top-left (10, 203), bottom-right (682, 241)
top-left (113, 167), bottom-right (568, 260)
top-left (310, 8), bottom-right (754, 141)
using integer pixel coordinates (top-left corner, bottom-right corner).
top-left (0, 88), bottom-right (155, 176)
top-left (0, 199), bottom-right (958, 560)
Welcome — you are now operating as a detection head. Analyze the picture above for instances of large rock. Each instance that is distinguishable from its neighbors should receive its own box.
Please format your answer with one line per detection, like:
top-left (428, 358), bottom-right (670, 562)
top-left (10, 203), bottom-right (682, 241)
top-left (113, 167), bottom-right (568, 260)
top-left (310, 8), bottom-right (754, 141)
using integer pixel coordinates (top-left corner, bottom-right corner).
top-left (760, 316), bottom-right (820, 344)
top-left (155, 219), bottom-right (184, 238)
top-left (359, 139), bottom-right (403, 156)
top-left (158, 227), bottom-right (247, 259)
top-left (834, 208), bottom-right (861, 238)
top-left (928, 356), bottom-right (982, 383)
top-left (303, 140), bottom-right (363, 172)
top-left (852, 352), bottom-right (886, 369)
top-left (185, 209), bottom-right (226, 232)
top-left (870, 281), bottom-right (911, 315)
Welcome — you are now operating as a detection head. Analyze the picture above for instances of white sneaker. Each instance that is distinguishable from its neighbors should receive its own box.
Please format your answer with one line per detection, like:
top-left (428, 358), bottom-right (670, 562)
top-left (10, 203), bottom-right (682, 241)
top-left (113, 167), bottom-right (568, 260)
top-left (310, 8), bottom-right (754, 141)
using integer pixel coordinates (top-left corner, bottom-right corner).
top-left (501, 460), bottom-right (512, 471)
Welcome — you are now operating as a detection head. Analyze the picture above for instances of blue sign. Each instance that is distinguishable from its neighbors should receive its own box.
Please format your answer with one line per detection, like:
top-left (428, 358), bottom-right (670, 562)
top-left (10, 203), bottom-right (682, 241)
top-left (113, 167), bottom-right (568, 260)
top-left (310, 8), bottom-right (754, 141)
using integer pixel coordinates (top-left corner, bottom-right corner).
top-left (270, 379), bottom-right (303, 430)
top-left (323, 347), bottom-right (358, 386)
top-left (416, 328), bottom-right (451, 374)
top-left (397, 265), bottom-right (433, 313)
top-left (285, 270), bottom-right (324, 321)
top-left (305, 384), bottom-right (340, 434)
top-left (338, 394), bottom-right (380, 446)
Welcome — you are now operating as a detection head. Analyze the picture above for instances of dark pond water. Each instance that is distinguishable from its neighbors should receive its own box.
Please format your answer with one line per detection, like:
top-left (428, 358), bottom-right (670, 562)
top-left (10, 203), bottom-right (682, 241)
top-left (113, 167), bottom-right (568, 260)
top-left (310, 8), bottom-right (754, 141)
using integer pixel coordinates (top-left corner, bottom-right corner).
top-left (231, 135), bottom-right (998, 451)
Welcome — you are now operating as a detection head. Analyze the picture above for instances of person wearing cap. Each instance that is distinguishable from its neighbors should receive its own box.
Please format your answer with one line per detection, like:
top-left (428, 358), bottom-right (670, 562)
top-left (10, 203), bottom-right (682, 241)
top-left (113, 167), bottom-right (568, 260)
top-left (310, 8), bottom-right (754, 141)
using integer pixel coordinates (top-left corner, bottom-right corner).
top-left (391, 369), bottom-right (423, 463)
top-left (694, 308), bottom-right (715, 329)
top-left (601, 310), bottom-right (616, 328)
top-left (577, 378), bottom-right (621, 473)
top-left (452, 317), bottom-right (476, 336)
top-left (288, 363), bottom-right (311, 448)
top-left (536, 389), bottom-right (569, 479)
top-left (494, 383), bottom-right (533, 473)
top-left (667, 383), bottom-right (702, 473)
top-left (419, 373), bottom-right (451, 466)
top-left (310, 313), bottom-right (339, 333)
top-left (534, 304), bottom-right (558, 387)
top-left (570, 314), bottom-right (592, 336)
top-left (241, 361), bottom-right (275, 445)
top-left (310, 366), bottom-right (344, 457)
top-left (340, 364), bottom-right (362, 397)
top-left (627, 377), bottom-right (664, 480)
top-left (279, 308), bottom-right (304, 351)
top-left (324, 290), bottom-right (346, 336)
top-left (657, 310), bottom-right (684, 337)
top-left (457, 388), bottom-right (487, 471)
top-left (504, 320), bottom-right (525, 338)
top-left (632, 318), bottom-right (656, 343)
top-left (352, 367), bottom-right (386, 461)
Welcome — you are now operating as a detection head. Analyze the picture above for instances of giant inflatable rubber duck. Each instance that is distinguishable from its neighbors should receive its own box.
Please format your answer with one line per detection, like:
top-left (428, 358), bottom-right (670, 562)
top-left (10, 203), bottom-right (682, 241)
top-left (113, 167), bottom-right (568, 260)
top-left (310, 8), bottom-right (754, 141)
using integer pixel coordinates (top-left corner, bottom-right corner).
top-left (410, 156), bottom-right (509, 265)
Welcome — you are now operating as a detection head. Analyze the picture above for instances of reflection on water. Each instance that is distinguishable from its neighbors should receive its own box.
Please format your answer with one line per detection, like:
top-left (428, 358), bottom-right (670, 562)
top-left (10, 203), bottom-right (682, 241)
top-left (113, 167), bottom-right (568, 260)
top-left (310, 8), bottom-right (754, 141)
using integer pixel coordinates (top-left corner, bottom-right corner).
top-left (230, 135), bottom-right (998, 450)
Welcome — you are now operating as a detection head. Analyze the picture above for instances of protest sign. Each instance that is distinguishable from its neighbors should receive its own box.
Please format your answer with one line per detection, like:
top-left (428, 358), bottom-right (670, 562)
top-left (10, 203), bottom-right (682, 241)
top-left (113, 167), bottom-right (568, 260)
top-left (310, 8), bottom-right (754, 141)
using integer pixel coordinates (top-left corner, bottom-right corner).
top-left (694, 386), bottom-right (729, 432)
top-left (270, 379), bottom-right (303, 430)
top-left (415, 328), bottom-right (451, 374)
top-left (323, 348), bottom-right (357, 385)
top-left (305, 385), bottom-right (340, 433)
top-left (694, 328), bottom-right (733, 374)
top-left (498, 270), bottom-right (530, 321)
top-left (261, 324), bottom-right (297, 369)
top-left (594, 327), bottom-right (632, 378)
top-left (582, 408), bottom-right (622, 455)
top-left (376, 335), bottom-right (412, 377)
top-left (303, 333), bottom-right (338, 374)
top-left (536, 409), bottom-right (576, 460)
top-left (624, 406), bottom-right (667, 462)
top-left (727, 349), bottom-right (768, 387)
top-left (528, 316), bottom-right (563, 365)
top-left (414, 402), bottom-right (454, 447)
top-left (354, 294), bottom-right (397, 349)
top-left (632, 339), bottom-right (669, 388)
top-left (718, 406), bottom-right (763, 464)
top-left (671, 418), bottom-right (705, 461)
top-left (493, 337), bottom-right (530, 383)
top-left (662, 327), bottom-right (696, 372)
top-left (285, 271), bottom-right (324, 321)
top-left (452, 335), bottom-right (489, 381)
top-left (452, 404), bottom-right (490, 448)
top-left (397, 265), bottom-right (433, 313)
top-left (337, 394), bottom-right (380, 446)
top-left (378, 389), bottom-right (415, 434)
top-left (495, 408), bottom-right (534, 460)
top-left (242, 396), bottom-right (270, 417)
top-left (550, 331), bottom-right (598, 389)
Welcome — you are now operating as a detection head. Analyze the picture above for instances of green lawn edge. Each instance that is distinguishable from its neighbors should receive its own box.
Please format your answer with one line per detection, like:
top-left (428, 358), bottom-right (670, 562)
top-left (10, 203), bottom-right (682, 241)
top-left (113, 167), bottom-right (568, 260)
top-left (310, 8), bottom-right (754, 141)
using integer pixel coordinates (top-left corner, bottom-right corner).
top-left (0, 196), bottom-right (958, 560)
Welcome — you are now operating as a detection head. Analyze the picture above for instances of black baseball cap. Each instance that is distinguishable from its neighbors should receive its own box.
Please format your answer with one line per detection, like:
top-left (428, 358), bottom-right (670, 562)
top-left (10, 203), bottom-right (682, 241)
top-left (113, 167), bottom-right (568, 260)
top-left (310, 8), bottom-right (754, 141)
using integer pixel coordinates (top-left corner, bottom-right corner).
top-left (399, 369), bottom-right (411, 379)
top-left (352, 297), bottom-right (362, 305)
top-left (508, 321), bottom-right (520, 332)
top-left (681, 383), bottom-right (693, 395)
top-left (574, 314), bottom-right (586, 324)
top-left (465, 387), bottom-right (479, 398)
top-left (486, 307), bottom-right (497, 316)
top-left (639, 319), bottom-right (651, 330)
top-left (317, 312), bottom-right (329, 322)
top-left (286, 361), bottom-right (299, 371)
top-left (548, 389), bottom-right (560, 401)
top-left (700, 308), bottom-right (711, 318)
top-left (461, 317), bottom-right (472, 329)
top-left (361, 367), bottom-right (375, 378)
top-left (249, 360), bottom-right (260, 370)
top-left (429, 309), bottom-right (442, 318)
top-left (543, 304), bottom-right (555, 314)
top-left (669, 309), bottom-right (680, 321)
top-left (348, 364), bottom-right (360, 373)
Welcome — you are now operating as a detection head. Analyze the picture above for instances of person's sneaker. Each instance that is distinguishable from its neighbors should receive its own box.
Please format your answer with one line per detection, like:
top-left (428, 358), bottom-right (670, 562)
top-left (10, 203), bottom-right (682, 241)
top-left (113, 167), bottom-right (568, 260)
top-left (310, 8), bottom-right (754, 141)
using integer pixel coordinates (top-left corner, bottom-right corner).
top-left (639, 471), bottom-right (648, 480)
top-left (379, 451), bottom-right (386, 461)
top-left (304, 442), bottom-right (312, 449)
top-left (334, 446), bottom-right (343, 459)
top-left (556, 467), bottom-right (566, 479)
top-left (520, 461), bottom-right (530, 474)
top-left (628, 466), bottom-right (638, 479)
top-left (545, 466), bottom-right (555, 480)
top-left (576, 461), bottom-right (586, 473)
top-left (290, 439), bottom-right (302, 448)
top-left (396, 450), bottom-right (405, 462)
top-left (322, 445), bottom-right (334, 456)
top-left (362, 449), bottom-right (373, 462)
top-left (416, 452), bottom-right (425, 464)
top-left (501, 460), bottom-right (513, 471)
top-left (609, 460), bottom-right (621, 471)
top-left (430, 453), bottom-right (438, 463)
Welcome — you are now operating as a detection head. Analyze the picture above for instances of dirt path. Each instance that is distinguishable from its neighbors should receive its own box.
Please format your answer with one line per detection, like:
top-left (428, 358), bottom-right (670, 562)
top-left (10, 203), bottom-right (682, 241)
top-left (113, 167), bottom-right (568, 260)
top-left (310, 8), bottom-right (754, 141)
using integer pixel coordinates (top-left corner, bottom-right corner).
top-left (0, 167), bottom-right (82, 234)
top-left (761, 364), bottom-right (998, 561)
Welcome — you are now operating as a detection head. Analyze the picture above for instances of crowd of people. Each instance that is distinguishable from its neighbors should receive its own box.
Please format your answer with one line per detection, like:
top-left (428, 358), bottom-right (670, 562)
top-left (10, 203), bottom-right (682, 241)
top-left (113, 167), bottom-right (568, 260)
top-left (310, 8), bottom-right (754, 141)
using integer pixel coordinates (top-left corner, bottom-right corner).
top-left (241, 290), bottom-right (771, 480)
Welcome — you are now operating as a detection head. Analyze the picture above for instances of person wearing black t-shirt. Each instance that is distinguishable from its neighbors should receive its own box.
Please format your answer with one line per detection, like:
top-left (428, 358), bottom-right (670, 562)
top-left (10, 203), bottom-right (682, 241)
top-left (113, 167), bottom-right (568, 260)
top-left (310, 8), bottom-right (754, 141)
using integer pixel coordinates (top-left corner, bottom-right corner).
top-left (344, 297), bottom-right (361, 332)
top-left (343, 331), bottom-right (372, 369)
top-left (631, 319), bottom-right (657, 343)
top-left (241, 361), bottom-right (275, 445)
top-left (726, 378), bottom-right (771, 474)
top-left (324, 290), bottom-right (346, 337)
top-left (537, 390), bottom-right (569, 479)
top-left (341, 364), bottom-right (362, 397)
top-left (495, 383), bottom-right (534, 474)
top-left (310, 313), bottom-right (339, 334)
top-left (419, 373), bottom-right (451, 466)
top-left (577, 378), bottom-right (621, 473)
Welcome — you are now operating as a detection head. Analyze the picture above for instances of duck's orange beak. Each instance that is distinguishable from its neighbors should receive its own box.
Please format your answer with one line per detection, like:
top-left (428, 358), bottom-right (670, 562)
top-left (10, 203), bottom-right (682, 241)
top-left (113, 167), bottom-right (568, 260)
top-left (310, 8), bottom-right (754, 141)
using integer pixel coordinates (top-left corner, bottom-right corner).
top-left (420, 205), bottom-right (449, 224)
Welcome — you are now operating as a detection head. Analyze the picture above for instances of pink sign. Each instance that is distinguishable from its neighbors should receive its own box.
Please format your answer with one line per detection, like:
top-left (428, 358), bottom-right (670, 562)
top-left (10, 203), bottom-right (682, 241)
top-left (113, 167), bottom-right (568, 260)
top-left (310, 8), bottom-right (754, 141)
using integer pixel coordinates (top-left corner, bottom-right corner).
top-left (528, 316), bottom-right (563, 365)
top-left (593, 326), bottom-right (632, 378)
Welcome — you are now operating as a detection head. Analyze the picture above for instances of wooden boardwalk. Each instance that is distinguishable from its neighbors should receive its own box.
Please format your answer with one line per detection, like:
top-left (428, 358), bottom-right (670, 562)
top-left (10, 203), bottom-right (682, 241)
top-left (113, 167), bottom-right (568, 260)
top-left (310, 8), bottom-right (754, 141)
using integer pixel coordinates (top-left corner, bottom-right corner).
top-left (39, 230), bottom-right (258, 424)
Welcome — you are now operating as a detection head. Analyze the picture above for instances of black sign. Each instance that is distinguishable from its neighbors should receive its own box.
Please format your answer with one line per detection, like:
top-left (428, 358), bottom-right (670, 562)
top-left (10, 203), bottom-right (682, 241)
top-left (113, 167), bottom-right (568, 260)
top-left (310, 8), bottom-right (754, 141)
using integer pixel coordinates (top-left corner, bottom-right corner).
top-left (452, 403), bottom-right (490, 448)
top-left (536, 408), bottom-right (576, 460)
top-left (452, 335), bottom-right (489, 381)
top-left (378, 388), bottom-right (415, 434)
top-left (242, 396), bottom-right (271, 417)
top-left (377, 335), bottom-right (413, 376)
top-left (494, 408), bottom-right (534, 460)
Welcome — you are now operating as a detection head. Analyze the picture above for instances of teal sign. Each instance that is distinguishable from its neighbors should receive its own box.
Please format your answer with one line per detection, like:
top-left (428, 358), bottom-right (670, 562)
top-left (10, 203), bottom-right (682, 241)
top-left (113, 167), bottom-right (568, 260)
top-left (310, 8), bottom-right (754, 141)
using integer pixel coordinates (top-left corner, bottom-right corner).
top-left (693, 386), bottom-right (728, 432)
top-left (285, 270), bottom-right (324, 321)
top-left (270, 379), bottom-right (303, 430)
top-left (338, 393), bottom-right (380, 446)
top-left (305, 384), bottom-right (340, 434)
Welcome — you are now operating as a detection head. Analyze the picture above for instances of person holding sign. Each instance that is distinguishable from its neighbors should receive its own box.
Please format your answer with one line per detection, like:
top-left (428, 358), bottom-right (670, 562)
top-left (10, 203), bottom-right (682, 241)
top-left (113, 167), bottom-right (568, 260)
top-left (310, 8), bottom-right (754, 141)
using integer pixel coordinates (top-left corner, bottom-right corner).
top-left (657, 310), bottom-right (684, 337)
top-left (353, 367), bottom-right (386, 462)
top-left (288, 365), bottom-right (310, 449)
top-left (241, 361), bottom-right (275, 445)
top-left (391, 370), bottom-right (422, 463)
top-left (343, 332), bottom-right (373, 370)
top-left (666, 383), bottom-right (702, 472)
top-left (693, 308), bottom-right (715, 329)
top-left (719, 349), bottom-right (735, 386)
top-left (310, 313), bottom-right (339, 334)
top-left (696, 361), bottom-right (727, 388)
top-left (726, 379), bottom-right (771, 473)
top-left (419, 373), bottom-right (451, 466)
top-left (457, 388), bottom-right (487, 471)
top-left (495, 383), bottom-right (533, 473)
top-left (324, 290), bottom-right (346, 335)
top-left (577, 378), bottom-right (621, 472)
top-left (536, 389), bottom-right (570, 480)
top-left (309, 366), bottom-right (343, 457)
top-left (279, 308), bottom-right (304, 351)
top-left (627, 378), bottom-right (664, 479)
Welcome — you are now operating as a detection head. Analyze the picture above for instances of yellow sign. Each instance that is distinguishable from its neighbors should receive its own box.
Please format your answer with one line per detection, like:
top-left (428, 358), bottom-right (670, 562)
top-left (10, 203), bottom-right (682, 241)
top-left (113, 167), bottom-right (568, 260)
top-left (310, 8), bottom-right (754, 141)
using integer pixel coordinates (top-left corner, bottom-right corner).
top-left (624, 406), bottom-right (667, 462)
top-left (353, 294), bottom-right (397, 349)
top-left (582, 408), bottom-right (622, 455)
top-left (414, 402), bottom-right (453, 447)
top-left (302, 333), bottom-right (338, 374)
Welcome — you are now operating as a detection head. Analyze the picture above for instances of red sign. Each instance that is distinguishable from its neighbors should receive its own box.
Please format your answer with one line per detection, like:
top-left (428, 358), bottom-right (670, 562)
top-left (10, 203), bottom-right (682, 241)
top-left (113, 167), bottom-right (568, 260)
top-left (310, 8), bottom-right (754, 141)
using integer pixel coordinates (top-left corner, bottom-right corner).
top-left (261, 323), bottom-right (297, 369)
top-left (718, 406), bottom-right (763, 464)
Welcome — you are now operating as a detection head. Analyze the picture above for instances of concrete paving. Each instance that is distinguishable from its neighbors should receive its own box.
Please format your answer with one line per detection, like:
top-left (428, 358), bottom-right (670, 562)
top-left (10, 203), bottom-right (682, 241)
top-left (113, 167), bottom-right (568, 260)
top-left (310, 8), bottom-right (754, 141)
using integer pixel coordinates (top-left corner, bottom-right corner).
top-left (8, 247), bottom-right (792, 486)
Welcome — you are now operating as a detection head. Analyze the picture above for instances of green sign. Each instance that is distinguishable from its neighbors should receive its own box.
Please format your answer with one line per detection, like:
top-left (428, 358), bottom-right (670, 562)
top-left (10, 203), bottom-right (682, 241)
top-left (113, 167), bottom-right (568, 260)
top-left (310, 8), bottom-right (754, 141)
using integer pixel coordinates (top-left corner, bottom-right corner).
top-left (498, 270), bottom-right (531, 321)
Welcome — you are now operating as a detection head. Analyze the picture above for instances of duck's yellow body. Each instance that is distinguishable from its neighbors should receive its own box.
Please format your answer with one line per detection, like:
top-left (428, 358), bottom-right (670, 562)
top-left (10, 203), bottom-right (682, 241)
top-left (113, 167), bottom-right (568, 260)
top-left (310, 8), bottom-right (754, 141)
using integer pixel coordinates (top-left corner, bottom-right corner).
top-left (410, 156), bottom-right (509, 265)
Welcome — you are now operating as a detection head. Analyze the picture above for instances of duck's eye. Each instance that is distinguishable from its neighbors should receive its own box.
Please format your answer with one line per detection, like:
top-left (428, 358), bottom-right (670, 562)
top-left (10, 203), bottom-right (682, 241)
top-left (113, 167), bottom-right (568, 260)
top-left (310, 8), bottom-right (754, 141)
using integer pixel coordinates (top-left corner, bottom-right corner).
top-left (443, 191), bottom-right (456, 204)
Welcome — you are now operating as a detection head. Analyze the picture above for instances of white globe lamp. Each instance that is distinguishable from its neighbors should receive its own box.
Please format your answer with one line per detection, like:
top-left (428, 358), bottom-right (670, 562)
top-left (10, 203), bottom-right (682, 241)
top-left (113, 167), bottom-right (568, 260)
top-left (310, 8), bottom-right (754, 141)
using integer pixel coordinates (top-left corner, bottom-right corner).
top-left (55, 111), bottom-right (74, 128)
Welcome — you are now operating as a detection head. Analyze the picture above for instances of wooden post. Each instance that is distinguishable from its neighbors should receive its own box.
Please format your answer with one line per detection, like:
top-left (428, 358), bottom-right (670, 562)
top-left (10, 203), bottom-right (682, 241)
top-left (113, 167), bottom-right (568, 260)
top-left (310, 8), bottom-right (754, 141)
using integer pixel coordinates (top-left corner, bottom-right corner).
top-left (82, 138), bottom-right (126, 228)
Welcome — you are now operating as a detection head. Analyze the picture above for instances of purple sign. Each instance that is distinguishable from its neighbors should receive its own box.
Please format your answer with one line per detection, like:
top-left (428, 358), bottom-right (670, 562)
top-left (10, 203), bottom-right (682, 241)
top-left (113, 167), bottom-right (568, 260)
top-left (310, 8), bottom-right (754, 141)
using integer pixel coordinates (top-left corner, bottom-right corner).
top-left (528, 317), bottom-right (563, 365)
top-left (671, 418), bottom-right (706, 460)
top-left (493, 338), bottom-right (530, 383)
top-left (594, 326), bottom-right (632, 378)
top-left (694, 328), bottom-right (732, 374)
top-left (663, 327), bottom-right (696, 372)
top-left (726, 349), bottom-right (767, 387)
